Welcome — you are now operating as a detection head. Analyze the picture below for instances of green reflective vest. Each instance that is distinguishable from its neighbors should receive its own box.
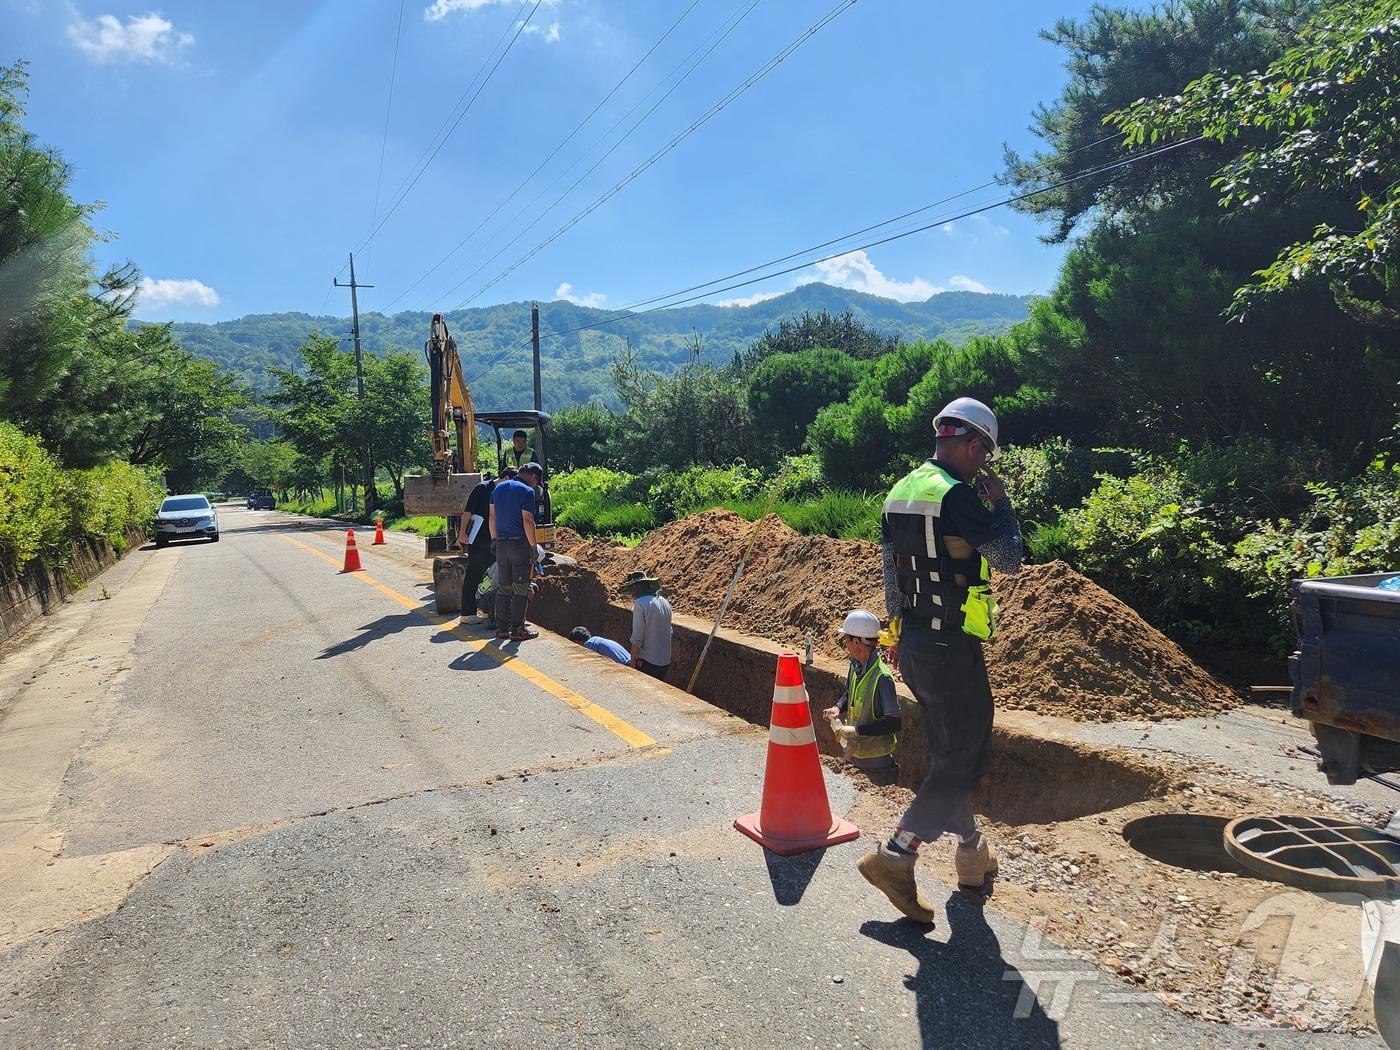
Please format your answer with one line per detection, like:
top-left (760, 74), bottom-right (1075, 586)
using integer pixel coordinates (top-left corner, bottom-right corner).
top-left (883, 461), bottom-right (998, 641)
top-left (846, 654), bottom-right (897, 760)
top-left (503, 446), bottom-right (532, 469)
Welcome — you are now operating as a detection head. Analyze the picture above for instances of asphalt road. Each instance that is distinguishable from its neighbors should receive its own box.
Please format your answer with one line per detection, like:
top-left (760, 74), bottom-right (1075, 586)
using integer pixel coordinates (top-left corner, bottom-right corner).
top-left (0, 506), bottom-right (1386, 1049)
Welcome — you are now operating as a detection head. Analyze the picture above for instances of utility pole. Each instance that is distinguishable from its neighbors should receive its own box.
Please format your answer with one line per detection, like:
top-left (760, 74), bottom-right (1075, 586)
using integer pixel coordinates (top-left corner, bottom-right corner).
top-left (334, 254), bottom-right (376, 514)
top-left (531, 302), bottom-right (542, 413)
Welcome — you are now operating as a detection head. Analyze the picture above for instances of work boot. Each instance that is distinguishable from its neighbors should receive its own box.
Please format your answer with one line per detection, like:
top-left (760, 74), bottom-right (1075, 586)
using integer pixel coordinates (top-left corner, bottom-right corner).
top-left (954, 837), bottom-right (999, 895)
top-left (856, 843), bottom-right (936, 924)
top-left (511, 626), bottom-right (539, 642)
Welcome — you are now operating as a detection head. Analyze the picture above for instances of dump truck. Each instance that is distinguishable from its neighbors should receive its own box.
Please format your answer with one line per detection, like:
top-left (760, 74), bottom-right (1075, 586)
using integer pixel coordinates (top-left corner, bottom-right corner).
top-left (1290, 571), bottom-right (1400, 785)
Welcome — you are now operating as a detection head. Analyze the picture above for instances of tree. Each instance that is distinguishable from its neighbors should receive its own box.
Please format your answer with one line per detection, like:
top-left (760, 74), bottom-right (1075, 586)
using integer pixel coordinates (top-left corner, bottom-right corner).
top-left (746, 348), bottom-right (859, 453)
top-left (1112, 0), bottom-right (1400, 324)
top-left (268, 337), bottom-right (432, 508)
top-left (808, 337), bottom-right (1052, 488)
top-left (607, 342), bottom-right (757, 473)
top-left (548, 402), bottom-right (619, 472)
top-left (1001, 0), bottom-right (1319, 241)
top-left (356, 350), bottom-right (429, 503)
top-left (743, 309), bottom-right (900, 368)
top-left (267, 336), bottom-right (364, 505)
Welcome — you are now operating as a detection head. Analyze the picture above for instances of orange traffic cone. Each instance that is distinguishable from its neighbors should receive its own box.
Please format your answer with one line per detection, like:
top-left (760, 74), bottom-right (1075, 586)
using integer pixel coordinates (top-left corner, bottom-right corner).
top-left (373, 518), bottom-right (386, 545)
top-left (341, 529), bottom-right (363, 573)
top-left (734, 652), bottom-right (859, 856)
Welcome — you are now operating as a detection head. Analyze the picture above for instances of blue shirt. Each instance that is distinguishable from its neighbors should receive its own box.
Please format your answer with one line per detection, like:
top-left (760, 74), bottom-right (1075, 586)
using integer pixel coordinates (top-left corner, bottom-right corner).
top-left (490, 479), bottom-right (537, 539)
top-left (584, 636), bottom-right (631, 665)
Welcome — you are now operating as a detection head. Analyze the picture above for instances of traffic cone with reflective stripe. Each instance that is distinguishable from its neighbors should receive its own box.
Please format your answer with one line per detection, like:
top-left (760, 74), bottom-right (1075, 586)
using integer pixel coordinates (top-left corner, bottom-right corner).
top-left (373, 518), bottom-right (386, 545)
top-left (341, 530), bottom-right (363, 573)
top-left (734, 652), bottom-right (860, 856)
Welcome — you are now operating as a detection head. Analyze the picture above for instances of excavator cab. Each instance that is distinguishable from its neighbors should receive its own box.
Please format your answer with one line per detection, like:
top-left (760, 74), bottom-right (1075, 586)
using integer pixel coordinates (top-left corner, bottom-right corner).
top-left (475, 409), bottom-right (554, 547)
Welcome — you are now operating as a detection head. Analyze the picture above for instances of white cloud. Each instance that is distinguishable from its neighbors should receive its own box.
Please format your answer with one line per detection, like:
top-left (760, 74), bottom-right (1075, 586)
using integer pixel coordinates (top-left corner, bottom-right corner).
top-left (717, 290), bottom-right (783, 308)
top-left (67, 11), bottom-right (194, 64)
top-left (520, 19), bottom-right (562, 41)
top-left (940, 215), bottom-right (1010, 241)
top-left (805, 250), bottom-right (940, 302)
top-left (554, 282), bottom-right (605, 308)
top-left (949, 275), bottom-right (992, 294)
top-left (137, 277), bottom-right (220, 310)
top-left (425, 0), bottom-right (557, 22)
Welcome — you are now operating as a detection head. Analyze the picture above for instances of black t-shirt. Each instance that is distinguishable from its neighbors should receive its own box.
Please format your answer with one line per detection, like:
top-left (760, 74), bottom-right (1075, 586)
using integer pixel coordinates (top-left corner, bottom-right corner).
top-left (935, 473), bottom-right (1001, 548)
top-left (465, 479), bottom-right (495, 551)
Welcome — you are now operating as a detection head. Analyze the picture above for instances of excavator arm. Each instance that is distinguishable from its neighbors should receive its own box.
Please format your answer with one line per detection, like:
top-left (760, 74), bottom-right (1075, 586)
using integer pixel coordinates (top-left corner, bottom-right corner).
top-left (404, 314), bottom-right (482, 541)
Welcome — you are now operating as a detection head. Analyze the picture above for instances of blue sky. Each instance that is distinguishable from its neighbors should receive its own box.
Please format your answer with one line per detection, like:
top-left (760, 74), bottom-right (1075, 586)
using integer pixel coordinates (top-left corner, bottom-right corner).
top-left (5, 0), bottom-right (1127, 322)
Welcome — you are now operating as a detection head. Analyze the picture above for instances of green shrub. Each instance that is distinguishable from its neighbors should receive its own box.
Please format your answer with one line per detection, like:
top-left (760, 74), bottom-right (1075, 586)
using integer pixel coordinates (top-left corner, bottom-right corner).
top-left (1025, 518), bottom-right (1074, 564)
top-left (550, 466), bottom-right (645, 507)
top-left (773, 453), bottom-right (825, 501)
top-left (997, 438), bottom-right (1131, 529)
top-left (1232, 466), bottom-right (1400, 651)
top-left (648, 464), bottom-right (762, 520)
top-left (0, 423), bottom-right (164, 576)
top-left (1173, 436), bottom-right (1331, 527)
top-left (1065, 465), bottom-right (1240, 643)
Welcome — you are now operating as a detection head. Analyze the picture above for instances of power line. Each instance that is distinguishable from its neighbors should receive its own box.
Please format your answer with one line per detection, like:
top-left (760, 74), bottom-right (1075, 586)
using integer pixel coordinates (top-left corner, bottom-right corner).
top-left (605, 131), bottom-right (1131, 317)
top-left (462, 135), bottom-right (1204, 388)
top-left (380, 0), bottom-right (709, 313)
top-left (367, 0), bottom-right (408, 253)
top-left (351, 0), bottom-right (545, 261)
top-left (451, 0), bottom-right (861, 313)
top-left (417, 0), bottom-right (766, 313)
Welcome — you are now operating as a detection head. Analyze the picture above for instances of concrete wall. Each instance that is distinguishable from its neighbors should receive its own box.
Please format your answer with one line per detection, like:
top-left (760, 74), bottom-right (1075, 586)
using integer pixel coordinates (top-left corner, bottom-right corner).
top-left (0, 531), bottom-right (146, 648)
top-left (533, 566), bottom-right (1164, 825)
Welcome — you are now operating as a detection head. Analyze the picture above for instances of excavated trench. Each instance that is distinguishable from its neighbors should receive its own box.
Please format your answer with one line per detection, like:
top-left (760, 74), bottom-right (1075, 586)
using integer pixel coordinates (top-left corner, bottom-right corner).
top-left (533, 566), bottom-right (1167, 827)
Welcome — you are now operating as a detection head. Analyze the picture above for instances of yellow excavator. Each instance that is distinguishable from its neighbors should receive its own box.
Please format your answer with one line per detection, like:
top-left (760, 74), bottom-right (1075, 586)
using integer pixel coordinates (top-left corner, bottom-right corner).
top-left (404, 313), bottom-right (557, 614)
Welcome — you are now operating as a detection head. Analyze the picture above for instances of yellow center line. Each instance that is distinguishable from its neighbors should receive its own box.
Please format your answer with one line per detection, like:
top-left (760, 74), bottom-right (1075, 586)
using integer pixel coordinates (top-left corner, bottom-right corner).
top-left (278, 534), bottom-right (656, 749)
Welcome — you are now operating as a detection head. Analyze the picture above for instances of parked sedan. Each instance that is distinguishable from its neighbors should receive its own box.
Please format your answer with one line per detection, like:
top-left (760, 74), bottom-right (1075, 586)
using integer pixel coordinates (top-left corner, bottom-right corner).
top-left (154, 494), bottom-right (219, 547)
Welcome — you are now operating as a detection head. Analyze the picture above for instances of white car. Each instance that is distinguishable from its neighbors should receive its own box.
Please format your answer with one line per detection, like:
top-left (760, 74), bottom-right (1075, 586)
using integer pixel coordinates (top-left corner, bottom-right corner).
top-left (154, 494), bottom-right (220, 547)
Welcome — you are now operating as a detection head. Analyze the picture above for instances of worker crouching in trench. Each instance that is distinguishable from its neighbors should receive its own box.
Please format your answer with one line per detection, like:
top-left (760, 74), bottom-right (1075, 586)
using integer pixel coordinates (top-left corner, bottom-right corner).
top-left (823, 609), bottom-right (900, 787)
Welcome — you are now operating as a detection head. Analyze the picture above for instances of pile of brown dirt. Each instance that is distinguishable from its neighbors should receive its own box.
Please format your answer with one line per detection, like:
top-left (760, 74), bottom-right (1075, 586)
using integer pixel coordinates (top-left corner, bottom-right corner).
top-left (559, 509), bottom-right (1237, 721)
top-left (987, 561), bottom-right (1237, 721)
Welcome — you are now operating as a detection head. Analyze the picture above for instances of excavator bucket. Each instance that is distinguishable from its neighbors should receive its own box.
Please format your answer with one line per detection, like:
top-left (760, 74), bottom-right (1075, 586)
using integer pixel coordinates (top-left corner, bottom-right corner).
top-left (404, 472), bottom-right (481, 517)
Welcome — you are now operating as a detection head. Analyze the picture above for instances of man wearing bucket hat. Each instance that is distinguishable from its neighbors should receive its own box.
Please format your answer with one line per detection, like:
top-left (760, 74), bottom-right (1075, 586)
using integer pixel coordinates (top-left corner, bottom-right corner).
top-left (622, 570), bottom-right (673, 681)
top-left (857, 396), bottom-right (1022, 922)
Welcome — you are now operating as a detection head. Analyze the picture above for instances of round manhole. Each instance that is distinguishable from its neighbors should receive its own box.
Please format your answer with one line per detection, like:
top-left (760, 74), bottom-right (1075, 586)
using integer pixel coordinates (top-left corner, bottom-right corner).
top-left (1122, 813), bottom-right (1246, 875)
top-left (1224, 815), bottom-right (1400, 897)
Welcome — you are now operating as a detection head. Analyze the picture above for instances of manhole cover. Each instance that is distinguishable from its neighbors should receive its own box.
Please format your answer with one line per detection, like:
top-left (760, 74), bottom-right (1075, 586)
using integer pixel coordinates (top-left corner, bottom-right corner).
top-left (1122, 813), bottom-right (1246, 875)
top-left (1224, 815), bottom-right (1400, 897)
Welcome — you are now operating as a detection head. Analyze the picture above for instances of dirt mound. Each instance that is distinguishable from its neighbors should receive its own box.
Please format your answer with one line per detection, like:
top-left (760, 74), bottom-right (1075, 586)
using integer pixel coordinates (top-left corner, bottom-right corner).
top-left (987, 561), bottom-right (1236, 721)
top-left (565, 509), bottom-right (1237, 721)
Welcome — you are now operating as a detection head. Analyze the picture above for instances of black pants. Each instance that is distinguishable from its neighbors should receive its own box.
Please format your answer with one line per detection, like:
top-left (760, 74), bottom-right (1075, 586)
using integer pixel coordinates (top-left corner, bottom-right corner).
top-left (493, 538), bottom-right (534, 632)
top-left (461, 546), bottom-right (493, 615)
top-left (896, 622), bottom-right (993, 843)
top-left (637, 660), bottom-right (669, 682)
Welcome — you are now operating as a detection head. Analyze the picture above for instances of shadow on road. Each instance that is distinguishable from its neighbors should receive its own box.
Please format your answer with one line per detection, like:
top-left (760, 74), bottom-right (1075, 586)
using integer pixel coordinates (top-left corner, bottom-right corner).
top-left (317, 609), bottom-right (431, 659)
top-left (762, 847), bottom-right (825, 906)
top-left (861, 893), bottom-right (1062, 1049)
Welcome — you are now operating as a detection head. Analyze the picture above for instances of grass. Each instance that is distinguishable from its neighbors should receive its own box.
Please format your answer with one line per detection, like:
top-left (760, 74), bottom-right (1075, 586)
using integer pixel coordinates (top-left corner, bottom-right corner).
top-left (382, 515), bottom-right (447, 534)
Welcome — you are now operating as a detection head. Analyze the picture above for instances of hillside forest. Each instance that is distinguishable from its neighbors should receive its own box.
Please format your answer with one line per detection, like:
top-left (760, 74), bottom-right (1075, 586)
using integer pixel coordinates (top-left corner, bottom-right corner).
top-left (2, 0), bottom-right (1397, 664)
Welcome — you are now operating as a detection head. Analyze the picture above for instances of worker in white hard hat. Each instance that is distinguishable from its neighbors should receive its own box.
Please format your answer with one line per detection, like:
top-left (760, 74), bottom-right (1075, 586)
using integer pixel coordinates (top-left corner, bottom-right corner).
top-left (821, 609), bottom-right (901, 786)
top-left (857, 395), bottom-right (1022, 924)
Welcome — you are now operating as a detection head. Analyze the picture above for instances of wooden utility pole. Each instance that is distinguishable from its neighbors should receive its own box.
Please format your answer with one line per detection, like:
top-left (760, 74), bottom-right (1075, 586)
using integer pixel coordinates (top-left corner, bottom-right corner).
top-left (531, 302), bottom-right (542, 413)
top-left (335, 254), bottom-right (377, 513)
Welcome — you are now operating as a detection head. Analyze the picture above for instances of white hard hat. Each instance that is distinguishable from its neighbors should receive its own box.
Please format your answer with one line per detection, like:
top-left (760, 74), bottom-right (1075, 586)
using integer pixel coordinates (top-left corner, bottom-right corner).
top-left (934, 396), bottom-right (999, 454)
top-left (839, 609), bottom-right (881, 641)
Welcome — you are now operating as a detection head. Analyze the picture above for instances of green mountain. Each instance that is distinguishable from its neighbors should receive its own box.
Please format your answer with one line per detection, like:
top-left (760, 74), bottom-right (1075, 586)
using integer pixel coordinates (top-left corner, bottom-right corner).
top-left (169, 284), bottom-right (1031, 411)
